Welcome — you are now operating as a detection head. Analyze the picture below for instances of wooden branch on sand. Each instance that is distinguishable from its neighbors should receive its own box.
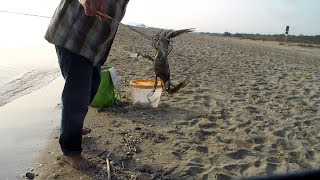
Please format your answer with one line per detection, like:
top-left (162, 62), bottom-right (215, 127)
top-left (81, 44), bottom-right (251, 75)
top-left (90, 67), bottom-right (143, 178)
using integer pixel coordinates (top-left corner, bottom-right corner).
top-left (106, 157), bottom-right (111, 180)
top-left (106, 152), bottom-right (112, 180)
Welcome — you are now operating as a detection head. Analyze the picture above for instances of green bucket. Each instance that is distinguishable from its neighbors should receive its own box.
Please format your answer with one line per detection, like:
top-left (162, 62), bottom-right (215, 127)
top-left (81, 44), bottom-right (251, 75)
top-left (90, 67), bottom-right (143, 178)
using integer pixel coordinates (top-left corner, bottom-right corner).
top-left (90, 66), bottom-right (117, 108)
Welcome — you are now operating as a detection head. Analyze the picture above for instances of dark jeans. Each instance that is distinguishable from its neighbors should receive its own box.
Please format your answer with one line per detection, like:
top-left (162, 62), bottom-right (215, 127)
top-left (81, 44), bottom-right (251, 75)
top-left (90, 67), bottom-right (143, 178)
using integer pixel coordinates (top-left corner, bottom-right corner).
top-left (55, 46), bottom-right (101, 155)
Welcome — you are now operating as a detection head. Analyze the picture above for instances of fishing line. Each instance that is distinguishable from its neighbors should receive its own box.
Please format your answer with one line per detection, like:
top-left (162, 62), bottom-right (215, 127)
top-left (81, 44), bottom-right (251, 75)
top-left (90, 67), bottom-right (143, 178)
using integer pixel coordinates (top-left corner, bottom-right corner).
top-left (0, 9), bottom-right (175, 51)
top-left (0, 10), bottom-right (51, 18)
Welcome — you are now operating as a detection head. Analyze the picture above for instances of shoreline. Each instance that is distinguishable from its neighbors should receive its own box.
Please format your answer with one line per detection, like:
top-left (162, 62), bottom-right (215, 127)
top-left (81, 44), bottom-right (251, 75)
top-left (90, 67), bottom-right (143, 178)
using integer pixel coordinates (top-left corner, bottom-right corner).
top-left (0, 68), bottom-right (60, 107)
top-left (0, 76), bottom-right (63, 179)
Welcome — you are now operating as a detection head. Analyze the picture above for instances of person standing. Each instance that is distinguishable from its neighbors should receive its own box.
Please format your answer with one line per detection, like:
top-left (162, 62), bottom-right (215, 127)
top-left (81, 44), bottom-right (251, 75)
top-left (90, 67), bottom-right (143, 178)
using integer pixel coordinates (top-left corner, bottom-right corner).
top-left (45, 0), bottom-right (129, 170)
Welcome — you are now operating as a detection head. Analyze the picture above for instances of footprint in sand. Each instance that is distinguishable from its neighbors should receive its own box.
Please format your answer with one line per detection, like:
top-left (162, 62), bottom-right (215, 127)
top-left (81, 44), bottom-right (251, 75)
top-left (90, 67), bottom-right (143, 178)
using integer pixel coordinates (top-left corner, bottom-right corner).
top-left (273, 128), bottom-right (288, 138)
top-left (287, 131), bottom-right (296, 140)
top-left (237, 120), bottom-right (252, 128)
top-left (194, 146), bottom-right (209, 154)
top-left (188, 129), bottom-right (216, 144)
top-left (183, 90), bottom-right (194, 94)
top-left (223, 164), bottom-right (238, 171)
top-left (174, 120), bottom-right (189, 126)
top-left (227, 149), bottom-right (252, 160)
top-left (303, 88), bottom-right (311, 95)
top-left (196, 88), bottom-right (211, 94)
top-left (193, 95), bottom-right (212, 108)
top-left (286, 151), bottom-right (312, 168)
top-left (179, 158), bottom-right (207, 177)
top-left (183, 165), bottom-right (205, 177)
top-left (254, 160), bottom-right (261, 167)
top-left (306, 150), bottom-right (315, 160)
top-left (177, 142), bottom-right (191, 152)
top-left (216, 173), bottom-right (232, 180)
top-left (203, 95), bottom-right (211, 107)
top-left (253, 115), bottom-right (264, 121)
top-left (266, 162), bottom-right (279, 175)
top-left (253, 144), bottom-right (265, 152)
top-left (239, 163), bottom-right (251, 174)
top-left (194, 95), bottom-right (201, 102)
top-left (222, 162), bottom-right (251, 175)
top-left (217, 135), bottom-right (233, 144)
top-left (303, 120), bottom-right (313, 126)
top-left (171, 148), bottom-right (183, 159)
top-left (271, 139), bottom-right (296, 150)
top-left (247, 136), bottom-right (267, 145)
top-left (245, 105), bottom-right (261, 114)
top-left (310, 92), bottom-right (320, 101)
top-left (173, 117), bottom-right (199, 127)
top-left (198, 121), bottom-right (218, 129)
top-left (266, 156), bottom-right (282, 164)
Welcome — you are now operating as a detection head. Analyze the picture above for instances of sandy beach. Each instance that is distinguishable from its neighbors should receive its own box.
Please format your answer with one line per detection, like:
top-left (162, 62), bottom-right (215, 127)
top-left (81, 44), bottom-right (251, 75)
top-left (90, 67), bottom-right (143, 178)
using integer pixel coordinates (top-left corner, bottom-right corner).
top-left (33, 26), bottom-right (320, 179)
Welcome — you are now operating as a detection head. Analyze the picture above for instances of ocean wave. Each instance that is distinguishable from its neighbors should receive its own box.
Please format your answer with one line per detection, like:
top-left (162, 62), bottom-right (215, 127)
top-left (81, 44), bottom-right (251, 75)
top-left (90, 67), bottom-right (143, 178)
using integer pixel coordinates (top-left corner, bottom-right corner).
top-left (0, 68), bottom-right (60, 107)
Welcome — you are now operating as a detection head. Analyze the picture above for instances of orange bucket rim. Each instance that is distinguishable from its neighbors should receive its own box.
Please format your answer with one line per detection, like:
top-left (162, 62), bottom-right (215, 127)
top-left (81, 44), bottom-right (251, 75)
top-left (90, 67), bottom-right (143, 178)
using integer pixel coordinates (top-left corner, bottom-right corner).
top-left (130, 79), bottom-right (162, 89)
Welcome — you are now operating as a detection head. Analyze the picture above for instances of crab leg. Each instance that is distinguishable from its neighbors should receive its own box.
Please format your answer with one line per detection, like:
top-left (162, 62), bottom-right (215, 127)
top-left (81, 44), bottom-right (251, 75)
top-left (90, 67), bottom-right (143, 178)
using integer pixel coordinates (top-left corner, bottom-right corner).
top-left (137, 52), bottom-right (154, 62)
top-left (167, 76), bottom-right (190, 94)
top-left (147, 76), bottom-right (158, 99)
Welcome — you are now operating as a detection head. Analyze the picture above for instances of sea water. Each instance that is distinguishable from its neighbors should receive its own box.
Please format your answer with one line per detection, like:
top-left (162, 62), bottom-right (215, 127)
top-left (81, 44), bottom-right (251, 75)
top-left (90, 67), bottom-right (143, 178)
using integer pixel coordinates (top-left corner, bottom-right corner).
top-left (0, 12), bottom-right (61, 179)
top-left (0, 13), bottom-right (60, 107)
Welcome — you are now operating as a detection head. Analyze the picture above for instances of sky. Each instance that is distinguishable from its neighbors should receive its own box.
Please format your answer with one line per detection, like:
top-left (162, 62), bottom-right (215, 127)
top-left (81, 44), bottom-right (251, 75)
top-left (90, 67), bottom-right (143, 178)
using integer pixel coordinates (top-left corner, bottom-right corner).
top-left (0, 0), bottom-right (319, 37)
top-left (122, 0), bottom-right (320, 35)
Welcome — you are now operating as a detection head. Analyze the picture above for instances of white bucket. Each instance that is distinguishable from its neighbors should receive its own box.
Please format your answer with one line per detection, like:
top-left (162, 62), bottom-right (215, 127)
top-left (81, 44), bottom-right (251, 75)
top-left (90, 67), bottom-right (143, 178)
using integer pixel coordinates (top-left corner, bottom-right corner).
top-left (130, 80), bottom-right (162, 108)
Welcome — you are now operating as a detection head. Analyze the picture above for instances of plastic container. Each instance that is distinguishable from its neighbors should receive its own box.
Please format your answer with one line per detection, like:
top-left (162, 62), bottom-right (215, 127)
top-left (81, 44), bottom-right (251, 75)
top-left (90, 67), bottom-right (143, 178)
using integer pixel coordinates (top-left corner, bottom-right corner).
top-left (130, 79), bottom-right (162, 108)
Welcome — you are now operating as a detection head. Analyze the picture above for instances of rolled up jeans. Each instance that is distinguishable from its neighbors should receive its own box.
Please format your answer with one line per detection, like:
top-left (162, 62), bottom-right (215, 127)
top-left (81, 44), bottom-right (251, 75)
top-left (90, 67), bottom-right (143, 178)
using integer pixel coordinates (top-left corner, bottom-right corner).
top-left (55, 46), bottom-right (101, 155)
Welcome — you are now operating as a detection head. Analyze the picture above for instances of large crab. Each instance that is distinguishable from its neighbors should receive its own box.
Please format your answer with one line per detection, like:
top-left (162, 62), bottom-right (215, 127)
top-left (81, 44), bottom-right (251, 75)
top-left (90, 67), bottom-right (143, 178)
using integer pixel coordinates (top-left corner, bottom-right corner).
top-left (137, 28), bottom-right (194, 95)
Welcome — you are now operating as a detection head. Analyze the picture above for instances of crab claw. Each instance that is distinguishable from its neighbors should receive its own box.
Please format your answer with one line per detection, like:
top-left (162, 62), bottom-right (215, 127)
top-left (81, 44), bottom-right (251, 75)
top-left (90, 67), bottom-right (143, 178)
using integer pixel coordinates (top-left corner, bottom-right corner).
top-left (163, 80), bottom-right (170, 92)
top-left (167, 76), bottom-right (190, 94)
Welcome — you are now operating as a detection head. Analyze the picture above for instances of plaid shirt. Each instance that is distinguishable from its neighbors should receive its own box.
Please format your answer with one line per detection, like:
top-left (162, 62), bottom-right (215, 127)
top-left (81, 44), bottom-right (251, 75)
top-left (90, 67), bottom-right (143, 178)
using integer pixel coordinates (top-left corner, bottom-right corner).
top-left (45, 0), bottom-right (129, 66)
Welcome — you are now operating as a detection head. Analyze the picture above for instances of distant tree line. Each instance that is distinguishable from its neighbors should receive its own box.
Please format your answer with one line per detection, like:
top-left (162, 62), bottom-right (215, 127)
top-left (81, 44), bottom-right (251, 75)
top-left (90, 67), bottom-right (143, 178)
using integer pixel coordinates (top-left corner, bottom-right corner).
top-left (199, 32), bottom-right (320, 45)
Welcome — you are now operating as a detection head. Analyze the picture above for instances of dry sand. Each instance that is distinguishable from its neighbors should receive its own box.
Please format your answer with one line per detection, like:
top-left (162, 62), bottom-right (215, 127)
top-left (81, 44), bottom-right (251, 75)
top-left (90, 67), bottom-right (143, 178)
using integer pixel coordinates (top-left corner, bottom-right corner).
top-left (33, 26), bottom-right (320, 179)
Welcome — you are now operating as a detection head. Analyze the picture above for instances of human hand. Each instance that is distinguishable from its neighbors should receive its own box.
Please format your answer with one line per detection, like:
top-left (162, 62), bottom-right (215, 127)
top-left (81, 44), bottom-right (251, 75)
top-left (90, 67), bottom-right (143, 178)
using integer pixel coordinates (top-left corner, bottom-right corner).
top-left (79, 0), bottom-right (107, 20)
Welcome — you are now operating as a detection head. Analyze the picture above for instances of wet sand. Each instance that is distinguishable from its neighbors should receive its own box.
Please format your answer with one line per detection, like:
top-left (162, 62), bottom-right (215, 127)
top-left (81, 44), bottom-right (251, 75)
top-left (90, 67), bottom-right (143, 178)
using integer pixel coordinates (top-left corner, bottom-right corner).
top-left (0, 77), bottom-right (63, 179)
top-left (34, 26), bottom-right (320, 179)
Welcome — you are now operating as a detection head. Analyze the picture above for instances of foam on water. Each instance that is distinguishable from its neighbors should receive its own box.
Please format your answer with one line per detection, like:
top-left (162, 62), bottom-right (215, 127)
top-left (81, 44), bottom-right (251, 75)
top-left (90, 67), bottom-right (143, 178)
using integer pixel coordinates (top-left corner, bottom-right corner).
top-left (0, 66), bottom-right (60, 107)
top-left (0, 12), bottom-right (61, 107)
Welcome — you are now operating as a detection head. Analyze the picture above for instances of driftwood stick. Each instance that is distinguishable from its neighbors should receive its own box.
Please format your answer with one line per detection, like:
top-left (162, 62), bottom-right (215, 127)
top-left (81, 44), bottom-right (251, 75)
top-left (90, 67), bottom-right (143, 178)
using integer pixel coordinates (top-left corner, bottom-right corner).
top-left (106, 152), bottom-right (112, 180)
top-left (107, 152), bottom-right (112, 158)
top-left (106, 157), bottom-right (111, 180)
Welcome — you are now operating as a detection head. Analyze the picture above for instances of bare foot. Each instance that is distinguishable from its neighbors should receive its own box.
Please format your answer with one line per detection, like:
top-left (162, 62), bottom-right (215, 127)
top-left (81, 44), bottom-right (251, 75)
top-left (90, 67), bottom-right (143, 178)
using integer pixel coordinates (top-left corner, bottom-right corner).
top-left (81, 127), bottom-right (92, 135)
top-left (61, 154), bottom-right (95, 170)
